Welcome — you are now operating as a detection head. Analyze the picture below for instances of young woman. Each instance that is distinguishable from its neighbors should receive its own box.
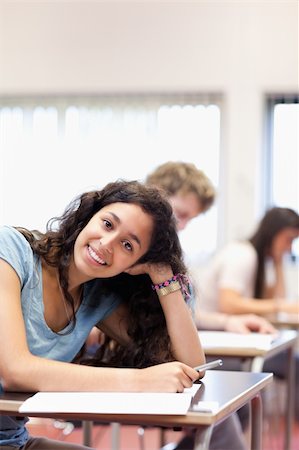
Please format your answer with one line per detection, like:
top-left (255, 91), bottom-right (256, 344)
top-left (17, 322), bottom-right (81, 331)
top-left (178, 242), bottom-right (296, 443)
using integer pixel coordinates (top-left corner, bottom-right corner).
top-left (198, 207), bottom-right (299, 316)
top-left (0, 180), bottom-right (204, 450)
top-left (197, 206), bottom-right (299, 422)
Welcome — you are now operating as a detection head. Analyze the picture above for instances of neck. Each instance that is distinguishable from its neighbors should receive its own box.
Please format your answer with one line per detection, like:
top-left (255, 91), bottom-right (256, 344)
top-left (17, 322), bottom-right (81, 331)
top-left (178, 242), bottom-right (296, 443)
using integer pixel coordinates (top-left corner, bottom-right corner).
top-left (67, 258), bottom-right (94, 291)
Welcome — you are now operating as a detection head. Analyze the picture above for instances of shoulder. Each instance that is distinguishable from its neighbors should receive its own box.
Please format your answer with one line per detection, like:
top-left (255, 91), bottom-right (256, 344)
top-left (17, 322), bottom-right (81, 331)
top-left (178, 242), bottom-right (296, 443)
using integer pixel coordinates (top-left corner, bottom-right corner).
top-left (0, 225), bottom-right (35, 284)
top-left (213, 241), bottom-right (257, 274)
top-left (0, 224), bottom-right (25, 241)
top-left (222, 241), bottom-right (256, 260)
top-left (0, 225), bottom-right (31, 254)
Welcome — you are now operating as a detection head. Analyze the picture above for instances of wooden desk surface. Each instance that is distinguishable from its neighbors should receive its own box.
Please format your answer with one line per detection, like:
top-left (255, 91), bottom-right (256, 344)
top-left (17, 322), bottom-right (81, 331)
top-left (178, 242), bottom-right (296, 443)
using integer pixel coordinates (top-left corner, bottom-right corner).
top-left (200, 329), bottom-right (298, 358)
top-left (0, 371), bottom-right (272, 428)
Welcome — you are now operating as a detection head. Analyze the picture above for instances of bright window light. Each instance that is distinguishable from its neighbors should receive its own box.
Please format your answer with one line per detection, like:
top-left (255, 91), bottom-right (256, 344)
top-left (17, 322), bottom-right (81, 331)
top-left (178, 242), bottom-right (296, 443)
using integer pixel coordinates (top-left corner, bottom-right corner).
top-left (0, 97), bottom-right (221, 263)
top-left (271, 102), bottom-right (299, 257)
top-left (273, 104), bottom-right (299, 208)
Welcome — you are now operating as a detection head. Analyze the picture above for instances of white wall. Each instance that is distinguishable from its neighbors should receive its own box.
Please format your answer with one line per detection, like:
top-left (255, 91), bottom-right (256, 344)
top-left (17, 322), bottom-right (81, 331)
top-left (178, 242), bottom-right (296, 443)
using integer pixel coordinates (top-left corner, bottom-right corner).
top-left (0, 0), bottom-right (298, 243)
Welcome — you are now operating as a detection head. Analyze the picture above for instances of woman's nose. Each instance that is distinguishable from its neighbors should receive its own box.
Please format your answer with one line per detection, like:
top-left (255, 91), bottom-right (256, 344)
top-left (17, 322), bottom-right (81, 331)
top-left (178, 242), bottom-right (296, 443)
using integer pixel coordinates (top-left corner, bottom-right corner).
top-left (99, 234), bottom-right (115, 253)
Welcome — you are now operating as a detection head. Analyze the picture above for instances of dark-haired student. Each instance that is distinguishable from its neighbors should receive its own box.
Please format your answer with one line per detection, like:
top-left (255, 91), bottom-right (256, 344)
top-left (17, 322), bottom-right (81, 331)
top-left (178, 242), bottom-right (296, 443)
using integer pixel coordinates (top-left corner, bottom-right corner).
top-left (0, 180), bottom-right (205, 449)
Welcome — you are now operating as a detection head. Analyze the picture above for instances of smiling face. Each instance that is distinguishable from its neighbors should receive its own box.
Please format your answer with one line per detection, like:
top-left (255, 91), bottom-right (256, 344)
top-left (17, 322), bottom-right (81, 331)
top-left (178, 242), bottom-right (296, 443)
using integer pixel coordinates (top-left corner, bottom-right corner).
top-left (71, 202), bottom-right (154, 284)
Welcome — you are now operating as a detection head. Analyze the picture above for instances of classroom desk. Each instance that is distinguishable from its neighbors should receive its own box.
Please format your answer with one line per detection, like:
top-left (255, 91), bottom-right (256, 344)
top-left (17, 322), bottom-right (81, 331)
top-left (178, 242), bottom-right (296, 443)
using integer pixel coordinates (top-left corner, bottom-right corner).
top-left (199, 329), bottom-right (298, 450)
top-left (0, 371), bottom-right (272, 450)
top-left (267, 312), bottom-right (299, 330)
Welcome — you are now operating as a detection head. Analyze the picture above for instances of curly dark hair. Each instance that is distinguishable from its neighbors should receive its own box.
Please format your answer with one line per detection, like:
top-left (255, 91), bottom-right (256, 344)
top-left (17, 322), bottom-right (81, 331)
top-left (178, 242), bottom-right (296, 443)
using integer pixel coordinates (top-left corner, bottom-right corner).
top-left (17, 180), bottom-right (188, 368)
top-left (249, 207), bottom-right (299, 298)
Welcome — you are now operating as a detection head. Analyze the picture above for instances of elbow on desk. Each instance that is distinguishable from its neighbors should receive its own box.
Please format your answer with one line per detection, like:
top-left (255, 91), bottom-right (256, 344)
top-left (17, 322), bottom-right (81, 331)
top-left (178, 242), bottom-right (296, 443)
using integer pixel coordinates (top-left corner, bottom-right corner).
top-left (1, 376), bottom-right (15, 391)
top-left (0, 367), bottom-right (20, 391)
top-left (0, 366), bottom-right (27, 392)
top-left (0, 357), bottom-right (37, 392)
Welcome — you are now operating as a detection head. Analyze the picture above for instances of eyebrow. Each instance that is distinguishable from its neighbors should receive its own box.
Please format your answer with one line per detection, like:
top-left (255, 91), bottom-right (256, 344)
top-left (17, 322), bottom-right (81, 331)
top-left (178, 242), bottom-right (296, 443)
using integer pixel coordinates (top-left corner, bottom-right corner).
top-left (107, 211), bottom-right (142, 248)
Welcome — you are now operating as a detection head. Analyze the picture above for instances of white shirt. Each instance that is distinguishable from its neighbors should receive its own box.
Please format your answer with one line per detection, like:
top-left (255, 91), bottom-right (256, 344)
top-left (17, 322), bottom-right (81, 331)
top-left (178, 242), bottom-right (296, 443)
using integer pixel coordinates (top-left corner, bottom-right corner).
top-left (194, 241), bottom-right (258, 312)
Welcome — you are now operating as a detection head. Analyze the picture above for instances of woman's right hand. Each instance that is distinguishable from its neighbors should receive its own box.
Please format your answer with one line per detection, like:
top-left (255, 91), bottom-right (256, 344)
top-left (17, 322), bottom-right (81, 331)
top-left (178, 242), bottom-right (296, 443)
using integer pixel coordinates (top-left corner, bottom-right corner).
top-left (139, 361), bottom-right (200, 393)
top-left (125, 262), bottom-right (173, 286)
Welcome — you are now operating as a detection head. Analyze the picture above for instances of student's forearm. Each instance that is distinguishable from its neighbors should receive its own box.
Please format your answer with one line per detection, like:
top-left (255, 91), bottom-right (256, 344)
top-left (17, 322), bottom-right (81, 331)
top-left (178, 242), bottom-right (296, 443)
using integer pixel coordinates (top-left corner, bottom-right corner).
top-left (220, 296), bottom-right (281, 315)
top-left (3, 354), bottom-right (139, 392)
top-left (149, 267), bottom-right (205, 367)
top-left (219, 296), bottom-right (278, 315)
top-left (195, 310), bottom-right (228, 330)
top-left (159, 292), bottom-right (205, 367)
top-left (220, 295), bottom-right (299, 316)
top-left (219, 288), bottom-right (279, 315)
top-left (3, 352), bottom-right (201, 394)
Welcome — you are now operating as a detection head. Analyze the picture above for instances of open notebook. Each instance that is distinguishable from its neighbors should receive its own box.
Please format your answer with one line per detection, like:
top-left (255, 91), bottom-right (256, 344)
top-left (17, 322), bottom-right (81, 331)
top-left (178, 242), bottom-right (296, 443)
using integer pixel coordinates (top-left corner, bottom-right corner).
top-left (19, 384), bottom-right (201, 416)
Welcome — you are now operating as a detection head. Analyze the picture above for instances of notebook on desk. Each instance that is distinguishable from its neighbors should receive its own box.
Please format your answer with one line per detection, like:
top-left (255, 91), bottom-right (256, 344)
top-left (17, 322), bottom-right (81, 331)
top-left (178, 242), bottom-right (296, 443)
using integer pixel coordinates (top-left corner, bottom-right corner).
top-left (198, 331), bottom-right (276, 351)
top-left (19, 384), bottom-right (201, 416)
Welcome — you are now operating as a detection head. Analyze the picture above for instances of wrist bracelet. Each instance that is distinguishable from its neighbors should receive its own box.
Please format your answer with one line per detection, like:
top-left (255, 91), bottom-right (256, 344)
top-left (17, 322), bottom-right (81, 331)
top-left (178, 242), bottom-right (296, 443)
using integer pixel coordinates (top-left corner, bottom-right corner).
top-left (152, 275), bottom-right (178, 291)
top-left (155, 280), bottom-right (181, 298)
top-left (152, 273), bottom-right (192, 302)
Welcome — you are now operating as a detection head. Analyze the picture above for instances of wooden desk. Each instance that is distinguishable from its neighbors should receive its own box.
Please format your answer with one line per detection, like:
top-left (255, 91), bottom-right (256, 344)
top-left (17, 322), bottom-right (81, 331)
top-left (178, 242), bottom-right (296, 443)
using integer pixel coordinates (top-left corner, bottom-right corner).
top-left (0, 371), bottom-right (272, 450)
top-left (199, 329), bottom-right (298, 450)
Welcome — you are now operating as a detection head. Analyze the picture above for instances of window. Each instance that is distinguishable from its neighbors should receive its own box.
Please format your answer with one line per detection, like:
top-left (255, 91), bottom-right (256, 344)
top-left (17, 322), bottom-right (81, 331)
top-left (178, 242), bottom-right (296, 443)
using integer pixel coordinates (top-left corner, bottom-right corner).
top-left (265, 95), bottom-right (299, 257)
top-left (0, 94), bottom-right (221, 261)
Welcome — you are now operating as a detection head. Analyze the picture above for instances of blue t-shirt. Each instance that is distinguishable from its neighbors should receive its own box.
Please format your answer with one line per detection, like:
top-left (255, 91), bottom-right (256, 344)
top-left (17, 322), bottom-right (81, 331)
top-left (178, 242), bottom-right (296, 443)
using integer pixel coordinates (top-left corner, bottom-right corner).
top-left (0, 225), bottom-right (121, 446)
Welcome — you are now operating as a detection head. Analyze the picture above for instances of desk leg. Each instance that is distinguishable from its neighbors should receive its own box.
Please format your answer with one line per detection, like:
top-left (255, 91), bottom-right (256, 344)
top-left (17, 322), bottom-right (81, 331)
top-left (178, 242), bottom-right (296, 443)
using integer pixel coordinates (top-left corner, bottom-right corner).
top-left (82, 420), bottom-right (93, 447)
top-left (251, 394), bottom-right (262, 450)
top-left (285, 345), bottom-right (295, 450)
top-left (111, 422), bottom-right (121, 450)
top-left (248, 356), bottom-right (264, 373)
top-left (193, 425), bottom-right (214, 450)
top-left (249, 348), bottom-right (295, 450)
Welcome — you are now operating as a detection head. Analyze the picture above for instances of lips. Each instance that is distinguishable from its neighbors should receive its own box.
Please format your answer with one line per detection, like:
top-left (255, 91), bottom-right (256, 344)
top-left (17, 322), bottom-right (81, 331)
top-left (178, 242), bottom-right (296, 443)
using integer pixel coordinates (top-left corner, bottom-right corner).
top-left (87, 245), bottom-right (107, 265)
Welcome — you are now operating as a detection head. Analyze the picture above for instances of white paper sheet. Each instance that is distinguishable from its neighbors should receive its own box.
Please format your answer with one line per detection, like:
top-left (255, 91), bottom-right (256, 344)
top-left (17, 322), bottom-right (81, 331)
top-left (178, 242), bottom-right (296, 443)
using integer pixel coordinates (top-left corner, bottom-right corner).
top-left (198, 331), bottom-right (276, 350)
top-left (19, 385), bottom-right (201, 416)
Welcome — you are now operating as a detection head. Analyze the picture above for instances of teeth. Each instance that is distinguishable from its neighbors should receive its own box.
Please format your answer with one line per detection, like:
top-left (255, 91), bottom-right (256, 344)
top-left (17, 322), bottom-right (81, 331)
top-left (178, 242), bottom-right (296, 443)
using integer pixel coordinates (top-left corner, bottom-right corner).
top-left (88, 246), bottom-right (106, 265)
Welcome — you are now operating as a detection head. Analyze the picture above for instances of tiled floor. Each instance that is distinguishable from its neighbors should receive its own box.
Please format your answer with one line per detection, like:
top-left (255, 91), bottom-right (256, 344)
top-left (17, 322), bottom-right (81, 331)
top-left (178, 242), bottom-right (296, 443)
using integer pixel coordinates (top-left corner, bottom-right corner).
top-left (27, 416), bottom-right (299, 449)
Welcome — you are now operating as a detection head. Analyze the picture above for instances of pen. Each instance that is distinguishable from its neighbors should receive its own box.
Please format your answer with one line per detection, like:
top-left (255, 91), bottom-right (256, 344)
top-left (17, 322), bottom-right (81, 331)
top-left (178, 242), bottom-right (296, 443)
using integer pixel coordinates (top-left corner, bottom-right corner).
top-left (193, 359), bottom-right (223, 372)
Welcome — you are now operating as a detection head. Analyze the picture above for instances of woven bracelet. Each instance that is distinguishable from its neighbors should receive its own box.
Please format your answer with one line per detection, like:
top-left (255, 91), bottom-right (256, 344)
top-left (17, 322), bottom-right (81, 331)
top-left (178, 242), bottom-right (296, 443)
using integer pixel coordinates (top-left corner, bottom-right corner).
top-left (152, 274), bottom-right (192, 301)
top-left (151, 275), bottom-right (178, 292)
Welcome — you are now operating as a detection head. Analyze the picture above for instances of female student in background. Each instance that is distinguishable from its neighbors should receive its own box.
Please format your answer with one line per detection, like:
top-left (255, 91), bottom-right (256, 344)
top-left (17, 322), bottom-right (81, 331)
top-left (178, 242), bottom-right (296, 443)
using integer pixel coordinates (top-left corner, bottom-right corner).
top-left (197, 206), bottom-right (299, 422)
top-left (0, 180), bottom-right (204, 450)
top-left (198, 206), bottom-right (299, 316)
